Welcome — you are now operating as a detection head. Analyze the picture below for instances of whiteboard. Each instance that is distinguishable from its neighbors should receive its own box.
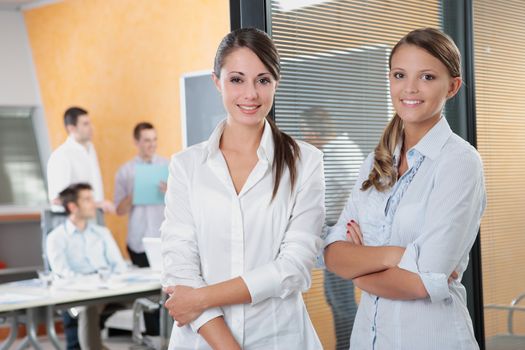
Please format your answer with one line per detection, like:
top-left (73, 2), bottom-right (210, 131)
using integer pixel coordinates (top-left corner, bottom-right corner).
top-left (180, 70), bottom-right (226, 148)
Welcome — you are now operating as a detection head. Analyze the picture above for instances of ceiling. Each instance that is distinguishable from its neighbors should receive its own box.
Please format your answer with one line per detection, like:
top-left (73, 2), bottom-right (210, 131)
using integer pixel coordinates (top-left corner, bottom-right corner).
top-left (0, 0), bottom-right (60, 11)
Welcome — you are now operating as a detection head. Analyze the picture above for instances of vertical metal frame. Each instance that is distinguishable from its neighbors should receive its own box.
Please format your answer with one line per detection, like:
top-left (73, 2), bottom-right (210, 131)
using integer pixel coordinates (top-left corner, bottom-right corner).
top-left (230, 0), bottom-right (267, 31)
top-left (443, 0), bottom-right (485, 348)
top-left (231, 0), bottom-right (485, 348)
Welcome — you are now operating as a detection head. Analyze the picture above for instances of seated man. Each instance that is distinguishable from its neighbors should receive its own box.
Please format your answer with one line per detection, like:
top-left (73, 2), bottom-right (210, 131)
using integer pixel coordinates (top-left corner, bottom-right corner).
top-left (47, 183), bottom-right (127, 350)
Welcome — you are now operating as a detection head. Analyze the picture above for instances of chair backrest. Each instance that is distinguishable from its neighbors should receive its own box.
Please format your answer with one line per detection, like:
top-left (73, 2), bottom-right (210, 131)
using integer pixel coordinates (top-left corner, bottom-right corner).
top-left (40, 208), bottom-right (105, 271)
top-left (41, 209), bottom-right (68, 272)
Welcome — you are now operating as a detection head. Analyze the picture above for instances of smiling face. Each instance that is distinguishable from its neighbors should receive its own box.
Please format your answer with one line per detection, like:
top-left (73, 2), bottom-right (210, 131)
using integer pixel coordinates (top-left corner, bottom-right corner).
top-left (389, 44), bottom-right (462, 131)
top-left (212, 47), bottom-right (278, 128)
top-left (135, 128), bottom-right (157, 159)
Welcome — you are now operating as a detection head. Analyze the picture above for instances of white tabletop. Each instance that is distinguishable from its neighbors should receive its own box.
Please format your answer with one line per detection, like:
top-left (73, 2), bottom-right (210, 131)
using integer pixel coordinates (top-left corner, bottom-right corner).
top-left (0, 268), bottom-right (162, 313)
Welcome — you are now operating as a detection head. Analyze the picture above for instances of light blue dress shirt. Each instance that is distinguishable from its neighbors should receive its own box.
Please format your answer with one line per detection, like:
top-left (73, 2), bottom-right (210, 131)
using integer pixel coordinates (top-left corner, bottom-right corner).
top-left (325, 117), bottom-right (486, 350)
top-left (46, 219), bottom-right (127, 278)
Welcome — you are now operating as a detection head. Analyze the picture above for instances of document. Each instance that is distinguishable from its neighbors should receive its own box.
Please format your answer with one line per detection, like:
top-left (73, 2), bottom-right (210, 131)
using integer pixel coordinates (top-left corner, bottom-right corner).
top-left (0, 292), bottom-right (43, 304)
top-left (133, 163), bottom-right (169, 205)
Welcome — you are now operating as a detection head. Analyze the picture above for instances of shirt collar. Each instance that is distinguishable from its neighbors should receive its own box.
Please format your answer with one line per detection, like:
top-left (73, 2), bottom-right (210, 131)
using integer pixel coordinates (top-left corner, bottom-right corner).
top-left (412, 117), bottom-right (452, 160)
top-left (134, 154), bottom-right (158, 164)
top-left (65, 219), bottom-right (92, 235)
top-left (393, 117), bottom-right (451, 168)
top-left (258, 119), bottom-right (275, 164)
top-left (202, 118), bottom-right (274, 164)
top-left (66, 135), bottom-right (93, 153)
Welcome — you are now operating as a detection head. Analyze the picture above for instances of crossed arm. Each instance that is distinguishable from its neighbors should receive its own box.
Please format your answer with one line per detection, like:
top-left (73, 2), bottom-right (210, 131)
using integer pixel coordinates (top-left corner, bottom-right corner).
top-left (164, 278), bottom-right (251, 350)
top-left (324, 220), bottom-right (429, 300)
top-left (325, 150), bottom-right (484, 302)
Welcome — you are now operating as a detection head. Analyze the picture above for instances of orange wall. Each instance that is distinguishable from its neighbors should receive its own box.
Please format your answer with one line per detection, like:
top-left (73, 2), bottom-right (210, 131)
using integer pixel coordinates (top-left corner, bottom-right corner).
top-left (24, 0), bottom-right (230, 254)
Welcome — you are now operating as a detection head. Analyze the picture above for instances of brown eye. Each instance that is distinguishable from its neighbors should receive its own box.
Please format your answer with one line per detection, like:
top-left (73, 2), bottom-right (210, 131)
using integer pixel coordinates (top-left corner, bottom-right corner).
top-left (393, 72), bottom-right (404, 79)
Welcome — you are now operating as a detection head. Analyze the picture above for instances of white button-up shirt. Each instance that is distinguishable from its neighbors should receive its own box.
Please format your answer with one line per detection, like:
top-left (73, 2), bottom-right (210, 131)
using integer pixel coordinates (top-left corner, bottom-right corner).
top-left (325, 117), bottom-right (485, 350)
top-left (161, 120), bottom-right (325, 350)
top-left (47, 136), bottom-right (104, 202)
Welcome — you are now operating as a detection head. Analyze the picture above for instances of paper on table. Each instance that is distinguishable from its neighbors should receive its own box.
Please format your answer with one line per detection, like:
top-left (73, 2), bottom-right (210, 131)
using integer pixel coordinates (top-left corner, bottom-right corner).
top-left (117, 272), bottom-right (161, 283)
top-left (133, 164), bottom-right (169, 205)
top-left (59, 281), bottom-right (127, 291)
top-left (0, 292), bottom-right (44, 304)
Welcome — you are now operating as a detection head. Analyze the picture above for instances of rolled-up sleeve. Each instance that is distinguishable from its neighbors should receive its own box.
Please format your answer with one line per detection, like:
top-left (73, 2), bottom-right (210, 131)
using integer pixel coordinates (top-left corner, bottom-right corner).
top-left (241, 151), bottom-right (326, 305)
top-left (161, 155), bottom-right (223, 332)
top-left (397, 151), bottom-right (486, 303)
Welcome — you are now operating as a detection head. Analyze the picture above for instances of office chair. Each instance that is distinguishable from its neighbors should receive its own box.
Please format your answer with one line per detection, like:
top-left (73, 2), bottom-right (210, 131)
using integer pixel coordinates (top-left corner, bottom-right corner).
top-left (130, 291), bottom-right (172, 350)
top-left (130, 298), bottom-right (160, 350)
top-left (485, 292), bottom-right (525, 350)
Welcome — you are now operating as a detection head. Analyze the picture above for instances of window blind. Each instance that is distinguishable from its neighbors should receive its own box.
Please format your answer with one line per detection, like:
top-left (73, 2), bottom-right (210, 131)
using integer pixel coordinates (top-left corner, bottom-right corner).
top-left (268, 1), bottom-right (441, 348)
top-left (473, 0), bottom-right (525, 346)
top-left (0, 106), bottom-right (47, 206)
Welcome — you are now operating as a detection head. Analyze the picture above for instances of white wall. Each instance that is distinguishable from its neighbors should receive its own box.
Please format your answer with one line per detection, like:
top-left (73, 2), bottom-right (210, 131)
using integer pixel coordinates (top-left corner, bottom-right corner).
top-left (0, 10), bottom-right (39, 105)
top-left (0, 9), bottom-right (50, 176)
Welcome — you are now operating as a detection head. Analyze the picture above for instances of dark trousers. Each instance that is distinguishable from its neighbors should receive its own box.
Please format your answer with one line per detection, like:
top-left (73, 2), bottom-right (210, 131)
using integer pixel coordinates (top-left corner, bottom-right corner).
top-left (62, 305), bottom-right (119, 349)
top-left (127, 246), bottom-right (160, 336)
top-left (63, 312), bottom-right (80, 350)
top-left (324, 269), bottom-right (358, 350)
top-left (127, 246), bottom-right (150, 269)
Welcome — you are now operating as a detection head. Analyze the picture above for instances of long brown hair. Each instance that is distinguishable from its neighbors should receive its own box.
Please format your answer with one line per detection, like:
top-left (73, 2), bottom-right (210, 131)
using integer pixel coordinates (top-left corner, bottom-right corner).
top-left (214, 28), bottom-right (300, 199)
top-left (361, 27), bottom-right (462, 192)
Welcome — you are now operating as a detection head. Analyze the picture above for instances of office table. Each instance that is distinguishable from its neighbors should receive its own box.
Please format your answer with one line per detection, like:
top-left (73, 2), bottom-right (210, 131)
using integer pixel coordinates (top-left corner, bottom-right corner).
top-left (0, 268), bottom-right (167, 350)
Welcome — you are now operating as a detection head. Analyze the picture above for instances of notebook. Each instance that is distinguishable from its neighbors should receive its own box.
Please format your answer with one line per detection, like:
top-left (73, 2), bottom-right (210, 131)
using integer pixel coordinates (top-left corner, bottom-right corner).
top-left (143, 237), bottom-right (162, 271)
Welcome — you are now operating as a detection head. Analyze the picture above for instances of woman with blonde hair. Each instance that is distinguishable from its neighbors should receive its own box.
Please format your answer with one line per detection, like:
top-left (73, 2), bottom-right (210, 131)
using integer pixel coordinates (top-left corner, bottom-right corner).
top-left (325, 27), bottom-right (485, 349)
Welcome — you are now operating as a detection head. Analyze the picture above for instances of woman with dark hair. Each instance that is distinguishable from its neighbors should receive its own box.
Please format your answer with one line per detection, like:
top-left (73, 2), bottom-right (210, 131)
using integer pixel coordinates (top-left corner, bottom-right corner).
top-left (324, 28), bottom-right (485, 349)
top-left (161, 28), bottom-right (325, 349)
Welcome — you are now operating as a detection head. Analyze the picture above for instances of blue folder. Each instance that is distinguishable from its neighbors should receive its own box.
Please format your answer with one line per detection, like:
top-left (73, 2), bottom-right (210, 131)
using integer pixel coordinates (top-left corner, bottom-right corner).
top-left (133, 164), bottom-right (169, 205)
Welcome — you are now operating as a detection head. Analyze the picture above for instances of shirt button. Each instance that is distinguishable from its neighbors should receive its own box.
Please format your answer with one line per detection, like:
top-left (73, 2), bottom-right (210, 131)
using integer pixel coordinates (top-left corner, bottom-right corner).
top-left (372, 326), bottom-right (375, 332)
top-left (408, 150), bottom-right (414, 157)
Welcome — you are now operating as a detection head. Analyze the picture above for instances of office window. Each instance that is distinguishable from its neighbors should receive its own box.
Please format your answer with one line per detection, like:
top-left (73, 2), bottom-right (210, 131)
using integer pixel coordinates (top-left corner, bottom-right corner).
top-left (0, 107), bottom-right (47, 206)
top-left (268, 1), bottom-right (442, 348)
top-left (474, 1), bottom-right (525, 348)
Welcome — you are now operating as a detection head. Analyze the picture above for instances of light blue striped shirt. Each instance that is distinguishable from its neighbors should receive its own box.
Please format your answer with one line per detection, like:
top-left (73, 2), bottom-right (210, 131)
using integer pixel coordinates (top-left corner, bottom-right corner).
top-left (325, 117), bottom-right (486, 350)
top-left (47, 219), bottom-right (127, 278)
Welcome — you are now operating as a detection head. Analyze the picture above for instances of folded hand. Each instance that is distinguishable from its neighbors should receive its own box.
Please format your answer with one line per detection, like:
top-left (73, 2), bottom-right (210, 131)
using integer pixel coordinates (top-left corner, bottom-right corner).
top-left (163, 285), bottom-right (205, 327)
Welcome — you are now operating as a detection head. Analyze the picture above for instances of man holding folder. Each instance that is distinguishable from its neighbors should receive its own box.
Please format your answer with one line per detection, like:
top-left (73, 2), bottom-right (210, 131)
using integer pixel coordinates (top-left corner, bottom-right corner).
top-left (114, 122), bottom-right (168, 267)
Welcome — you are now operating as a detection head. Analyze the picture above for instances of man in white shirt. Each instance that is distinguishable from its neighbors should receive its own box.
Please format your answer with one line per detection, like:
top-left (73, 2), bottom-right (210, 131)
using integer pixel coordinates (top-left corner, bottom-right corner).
top-left (300, 107), bottom-right (364, 350)
top-left (47, 183), bottom-right (126, 349)
top-left (47, 107), bottom-right (114, 212)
